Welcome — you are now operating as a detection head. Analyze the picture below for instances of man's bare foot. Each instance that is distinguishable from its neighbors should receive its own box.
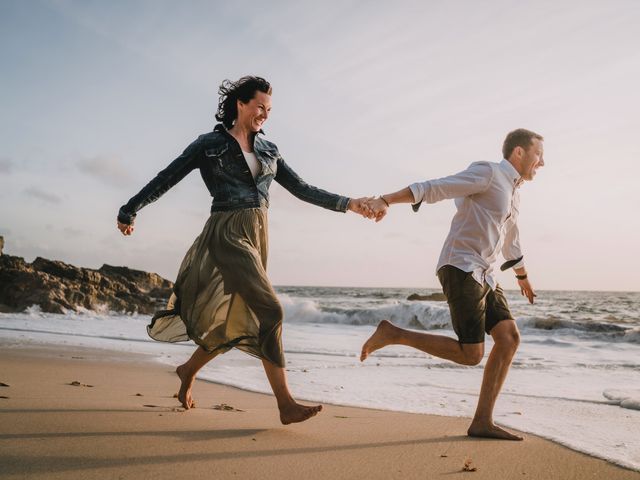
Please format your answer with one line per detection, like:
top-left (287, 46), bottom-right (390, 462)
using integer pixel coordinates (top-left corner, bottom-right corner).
top-left (176, 364), bottom-right (195, 409)
top-left (467, 421), bottom-right (523, 441)
top-left (279, 402), bottom-right (323, 425)
top-left (360, 319), bottom-right (397, 361)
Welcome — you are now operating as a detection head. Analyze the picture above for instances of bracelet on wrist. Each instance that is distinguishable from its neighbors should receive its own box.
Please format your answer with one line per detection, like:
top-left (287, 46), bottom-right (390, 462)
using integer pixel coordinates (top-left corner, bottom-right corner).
top-left (379, 195), bottom-right (390, 207)
top-left (515, 274), bottom-right (528, 280)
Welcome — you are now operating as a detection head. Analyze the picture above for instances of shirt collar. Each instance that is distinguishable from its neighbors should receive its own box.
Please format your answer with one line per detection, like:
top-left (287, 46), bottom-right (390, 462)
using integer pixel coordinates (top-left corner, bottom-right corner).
top-left (214, 123), bottom-right (269, 154)
top-left (501, 159), bottom-right (523, 188)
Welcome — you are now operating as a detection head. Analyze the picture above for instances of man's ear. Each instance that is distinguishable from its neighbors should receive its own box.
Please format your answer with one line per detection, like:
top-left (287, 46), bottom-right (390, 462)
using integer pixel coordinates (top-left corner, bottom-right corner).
top-left (514, 146), bottom-right (524, 158)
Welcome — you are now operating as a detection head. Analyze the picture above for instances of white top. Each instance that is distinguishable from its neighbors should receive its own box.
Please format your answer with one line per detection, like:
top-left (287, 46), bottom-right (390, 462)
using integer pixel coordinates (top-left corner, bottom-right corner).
top-left (242, 150), bottom-right (261, 179)
top-left (409, 159), bottom-right (525, 290)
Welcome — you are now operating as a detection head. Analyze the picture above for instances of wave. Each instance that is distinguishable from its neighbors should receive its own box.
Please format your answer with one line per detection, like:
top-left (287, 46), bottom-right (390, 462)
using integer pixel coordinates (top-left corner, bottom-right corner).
top-left (603, 389), bottom-right (640, 411)
top-left (519, 316), bottom-right (626, 333)
top-left (517, 316), bottom-right (640, 344)
top-left (8, 295), bottom-right (639, 344)
top-left (279, 296), bottom-right (640, 344)
top-left (280, 295), bottom-right (451, 330)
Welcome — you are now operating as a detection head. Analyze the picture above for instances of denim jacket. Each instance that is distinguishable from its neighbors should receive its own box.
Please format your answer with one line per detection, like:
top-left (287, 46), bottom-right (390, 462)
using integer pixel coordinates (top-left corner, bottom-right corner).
top-left (118, 124), bottom-right (350, 225)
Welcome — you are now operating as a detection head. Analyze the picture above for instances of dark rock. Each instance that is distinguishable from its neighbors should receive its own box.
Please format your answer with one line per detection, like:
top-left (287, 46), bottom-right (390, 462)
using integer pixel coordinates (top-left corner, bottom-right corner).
top-left (0, 254), bottom-right (173, 314)
top-left (407, 292), bottom-right (447, 302)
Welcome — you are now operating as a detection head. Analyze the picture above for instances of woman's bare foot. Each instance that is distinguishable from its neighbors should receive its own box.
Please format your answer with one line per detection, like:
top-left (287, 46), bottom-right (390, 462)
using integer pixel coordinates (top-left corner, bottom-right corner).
top-left (176, 364), bottom-right (196, 409)
top-left (279, 402), bottom-right (323, 425)
top-left (467, 421), bottom-right (523, 441)
top-left (360, 320), bottom-right (398, 361)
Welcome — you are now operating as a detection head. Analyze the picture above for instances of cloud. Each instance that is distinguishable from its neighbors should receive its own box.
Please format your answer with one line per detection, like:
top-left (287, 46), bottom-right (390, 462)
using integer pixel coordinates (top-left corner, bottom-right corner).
top-left (0, 157), bottom-right (13, 174)
top-left (24, 186), bottom-right (62, 204)
top-left (76, 155), bottom-right (132, 187)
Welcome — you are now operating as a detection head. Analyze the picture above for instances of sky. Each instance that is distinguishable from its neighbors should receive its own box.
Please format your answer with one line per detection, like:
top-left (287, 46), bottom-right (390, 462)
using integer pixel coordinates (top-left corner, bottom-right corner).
top-left (1, 0), bottom-right (639, 291)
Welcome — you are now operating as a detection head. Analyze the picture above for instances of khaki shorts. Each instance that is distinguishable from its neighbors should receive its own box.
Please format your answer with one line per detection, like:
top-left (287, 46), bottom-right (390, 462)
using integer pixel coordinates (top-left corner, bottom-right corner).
top-left (437, 265), bottom-right (513, 344)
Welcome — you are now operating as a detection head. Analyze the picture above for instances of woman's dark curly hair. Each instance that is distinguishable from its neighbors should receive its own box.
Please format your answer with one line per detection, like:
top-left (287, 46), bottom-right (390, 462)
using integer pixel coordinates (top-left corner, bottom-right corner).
top-left (215, 76), bottom-right (272, 129)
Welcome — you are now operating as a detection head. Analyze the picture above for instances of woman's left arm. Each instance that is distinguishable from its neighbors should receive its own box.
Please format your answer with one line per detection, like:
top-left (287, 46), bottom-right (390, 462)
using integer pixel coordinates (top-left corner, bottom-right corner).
top-left (274, 155), bottom-right (352, 212)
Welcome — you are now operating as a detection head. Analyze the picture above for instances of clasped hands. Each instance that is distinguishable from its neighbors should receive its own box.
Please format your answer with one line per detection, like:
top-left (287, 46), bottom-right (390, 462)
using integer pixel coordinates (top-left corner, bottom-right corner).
top-left (348, 197), bottom-right (389, 222)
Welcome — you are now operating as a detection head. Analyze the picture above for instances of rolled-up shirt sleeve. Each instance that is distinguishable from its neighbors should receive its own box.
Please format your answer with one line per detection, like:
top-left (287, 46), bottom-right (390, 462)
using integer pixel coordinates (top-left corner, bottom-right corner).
top-left (502, 220), bottom-right (525, 270)
top-left (409, 161), bottom-right (494, 205)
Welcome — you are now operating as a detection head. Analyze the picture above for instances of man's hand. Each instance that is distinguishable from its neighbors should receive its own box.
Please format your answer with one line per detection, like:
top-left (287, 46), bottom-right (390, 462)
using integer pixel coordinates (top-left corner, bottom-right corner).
top-left (518, 277), bottom-right (536, 304)
top-left (117, 220), bottom-right (134, 236)
top-left (348, 197), bottom-right (376, 219)
top-left (365, 197), bottom-right (389, 222)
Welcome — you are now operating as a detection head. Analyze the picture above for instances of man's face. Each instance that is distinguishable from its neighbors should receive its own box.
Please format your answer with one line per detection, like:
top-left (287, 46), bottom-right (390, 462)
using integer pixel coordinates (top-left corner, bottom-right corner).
top-left (237, 91), bottom-right (272, 133)
top-left (519, 138), bottom-right (544, 181)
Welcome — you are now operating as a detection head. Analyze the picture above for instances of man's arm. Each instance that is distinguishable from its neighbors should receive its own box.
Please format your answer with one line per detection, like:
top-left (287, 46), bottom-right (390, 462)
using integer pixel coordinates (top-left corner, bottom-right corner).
top-left (502, 219), bottom-right (536, 304)
top-left (514, 266), bottom-right (536, 304)
top-left (366, 162), bottom-right (494, 222)
top-left (366, 187), bottom-right (413, 222)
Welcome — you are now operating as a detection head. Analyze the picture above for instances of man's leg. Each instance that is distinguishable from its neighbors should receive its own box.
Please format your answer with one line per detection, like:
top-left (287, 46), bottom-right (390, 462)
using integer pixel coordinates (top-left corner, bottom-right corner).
top-left (468, 319), bottom-right (522, 440)
top-left (361, 319), bottom-right (484, 366)
top-left (362, 266), bottom-right (487, 365)
top-left (262, 359), bottom-right (323, 424)
top-left (176, 346), bottom-right (220, 409)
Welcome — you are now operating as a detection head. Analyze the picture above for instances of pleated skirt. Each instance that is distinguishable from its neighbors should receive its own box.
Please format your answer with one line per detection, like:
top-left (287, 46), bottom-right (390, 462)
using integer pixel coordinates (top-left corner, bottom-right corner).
top-left (147, 207), bottom-right (285, 367)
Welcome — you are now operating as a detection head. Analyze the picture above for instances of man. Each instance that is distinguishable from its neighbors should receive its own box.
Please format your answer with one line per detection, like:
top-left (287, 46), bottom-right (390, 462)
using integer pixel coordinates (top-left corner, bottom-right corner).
top-left (360, 129), bottom-right (544, 440)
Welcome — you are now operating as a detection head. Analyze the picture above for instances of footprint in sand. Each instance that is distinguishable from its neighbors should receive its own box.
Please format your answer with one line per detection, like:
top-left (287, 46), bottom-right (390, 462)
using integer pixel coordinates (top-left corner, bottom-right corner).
top-left (463, 459), bottom-right (478, 472)
top-left (68, 381), bottom-right (94, 387)
top-left (143, 404), bottom-right (186, 413)
top-left (213, 403), bottom-right (244, 412)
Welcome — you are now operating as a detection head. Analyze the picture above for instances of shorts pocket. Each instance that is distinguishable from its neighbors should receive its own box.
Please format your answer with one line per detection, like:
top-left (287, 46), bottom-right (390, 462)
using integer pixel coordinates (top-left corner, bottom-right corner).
top-left (438, 266), bottom-right (473, 303)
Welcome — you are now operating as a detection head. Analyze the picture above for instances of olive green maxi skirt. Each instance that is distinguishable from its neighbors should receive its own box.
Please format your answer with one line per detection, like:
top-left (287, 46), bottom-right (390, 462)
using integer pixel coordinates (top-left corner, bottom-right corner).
top-left (147, 207), bottom-right (285, 367)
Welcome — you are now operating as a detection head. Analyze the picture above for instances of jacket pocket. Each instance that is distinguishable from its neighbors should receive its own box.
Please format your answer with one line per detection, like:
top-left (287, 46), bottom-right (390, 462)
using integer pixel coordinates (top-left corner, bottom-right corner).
top-left (204, 144), bottom-right (230, 170)
top-left (260, 150), bottom-right (279, 176)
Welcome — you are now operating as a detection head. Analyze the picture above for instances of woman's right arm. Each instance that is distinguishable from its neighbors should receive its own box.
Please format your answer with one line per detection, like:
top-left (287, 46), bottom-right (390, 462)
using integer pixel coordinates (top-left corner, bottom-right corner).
top-left (117, 136), bottom-right (204, 230)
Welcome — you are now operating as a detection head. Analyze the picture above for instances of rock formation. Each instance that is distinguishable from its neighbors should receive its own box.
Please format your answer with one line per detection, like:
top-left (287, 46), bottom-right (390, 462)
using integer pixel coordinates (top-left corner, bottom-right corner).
top-left (0, 254), bottom-right (173, 314)
top-left (406, 292), bottom-right (446, 302)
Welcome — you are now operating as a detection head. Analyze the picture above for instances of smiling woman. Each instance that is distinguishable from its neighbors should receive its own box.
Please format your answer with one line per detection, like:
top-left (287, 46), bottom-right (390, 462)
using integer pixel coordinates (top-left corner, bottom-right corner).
top-left (216, 76), bottom-right (273, 130)
top-left (116, 75), bottom-right (374, 425)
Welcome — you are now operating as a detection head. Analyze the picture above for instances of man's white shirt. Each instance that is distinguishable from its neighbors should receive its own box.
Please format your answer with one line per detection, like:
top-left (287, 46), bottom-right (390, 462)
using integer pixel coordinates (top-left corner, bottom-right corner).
top-left (409, 159), bottom-right (525, 290)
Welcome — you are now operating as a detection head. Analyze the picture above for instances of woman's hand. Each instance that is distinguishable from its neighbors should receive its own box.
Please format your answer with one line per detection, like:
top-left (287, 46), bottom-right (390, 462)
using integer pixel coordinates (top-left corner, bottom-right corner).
top-left (365, 197), bottom-right (389, 222)
top-left (348, 197), bottom-right (376, 219)
top-left (117, 220), bottom-right (135, 236)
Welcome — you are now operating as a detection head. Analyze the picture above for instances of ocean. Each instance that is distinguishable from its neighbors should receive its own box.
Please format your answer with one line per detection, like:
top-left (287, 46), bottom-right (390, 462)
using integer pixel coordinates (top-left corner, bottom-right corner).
top-left (1, 286), bottom-right (639, 470)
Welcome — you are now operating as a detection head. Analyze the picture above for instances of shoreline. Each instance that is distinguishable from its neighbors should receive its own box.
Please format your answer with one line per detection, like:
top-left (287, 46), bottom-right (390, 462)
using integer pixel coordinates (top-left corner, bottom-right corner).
top-left (1, 344), bottom-right (638, 479)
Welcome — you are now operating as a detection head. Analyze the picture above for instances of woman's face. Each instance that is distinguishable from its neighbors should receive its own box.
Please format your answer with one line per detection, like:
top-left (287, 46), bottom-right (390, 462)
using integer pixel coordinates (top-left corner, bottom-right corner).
top-left (237, 91), bottom-right (272, 132)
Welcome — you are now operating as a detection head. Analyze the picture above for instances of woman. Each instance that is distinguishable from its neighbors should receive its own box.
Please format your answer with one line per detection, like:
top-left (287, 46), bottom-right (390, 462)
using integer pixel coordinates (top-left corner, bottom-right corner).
top-left (117, 76), bottom-right (371, 424)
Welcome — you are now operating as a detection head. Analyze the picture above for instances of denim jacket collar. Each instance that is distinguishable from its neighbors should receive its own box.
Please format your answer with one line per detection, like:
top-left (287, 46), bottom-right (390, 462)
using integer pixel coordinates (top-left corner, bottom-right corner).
top-left (213, 123), bottom-right (265, 140)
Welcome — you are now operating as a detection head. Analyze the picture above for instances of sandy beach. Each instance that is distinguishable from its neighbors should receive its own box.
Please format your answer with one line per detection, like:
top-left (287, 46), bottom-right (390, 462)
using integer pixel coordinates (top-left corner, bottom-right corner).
top-left (0, 345), bottom-right (637, 480)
